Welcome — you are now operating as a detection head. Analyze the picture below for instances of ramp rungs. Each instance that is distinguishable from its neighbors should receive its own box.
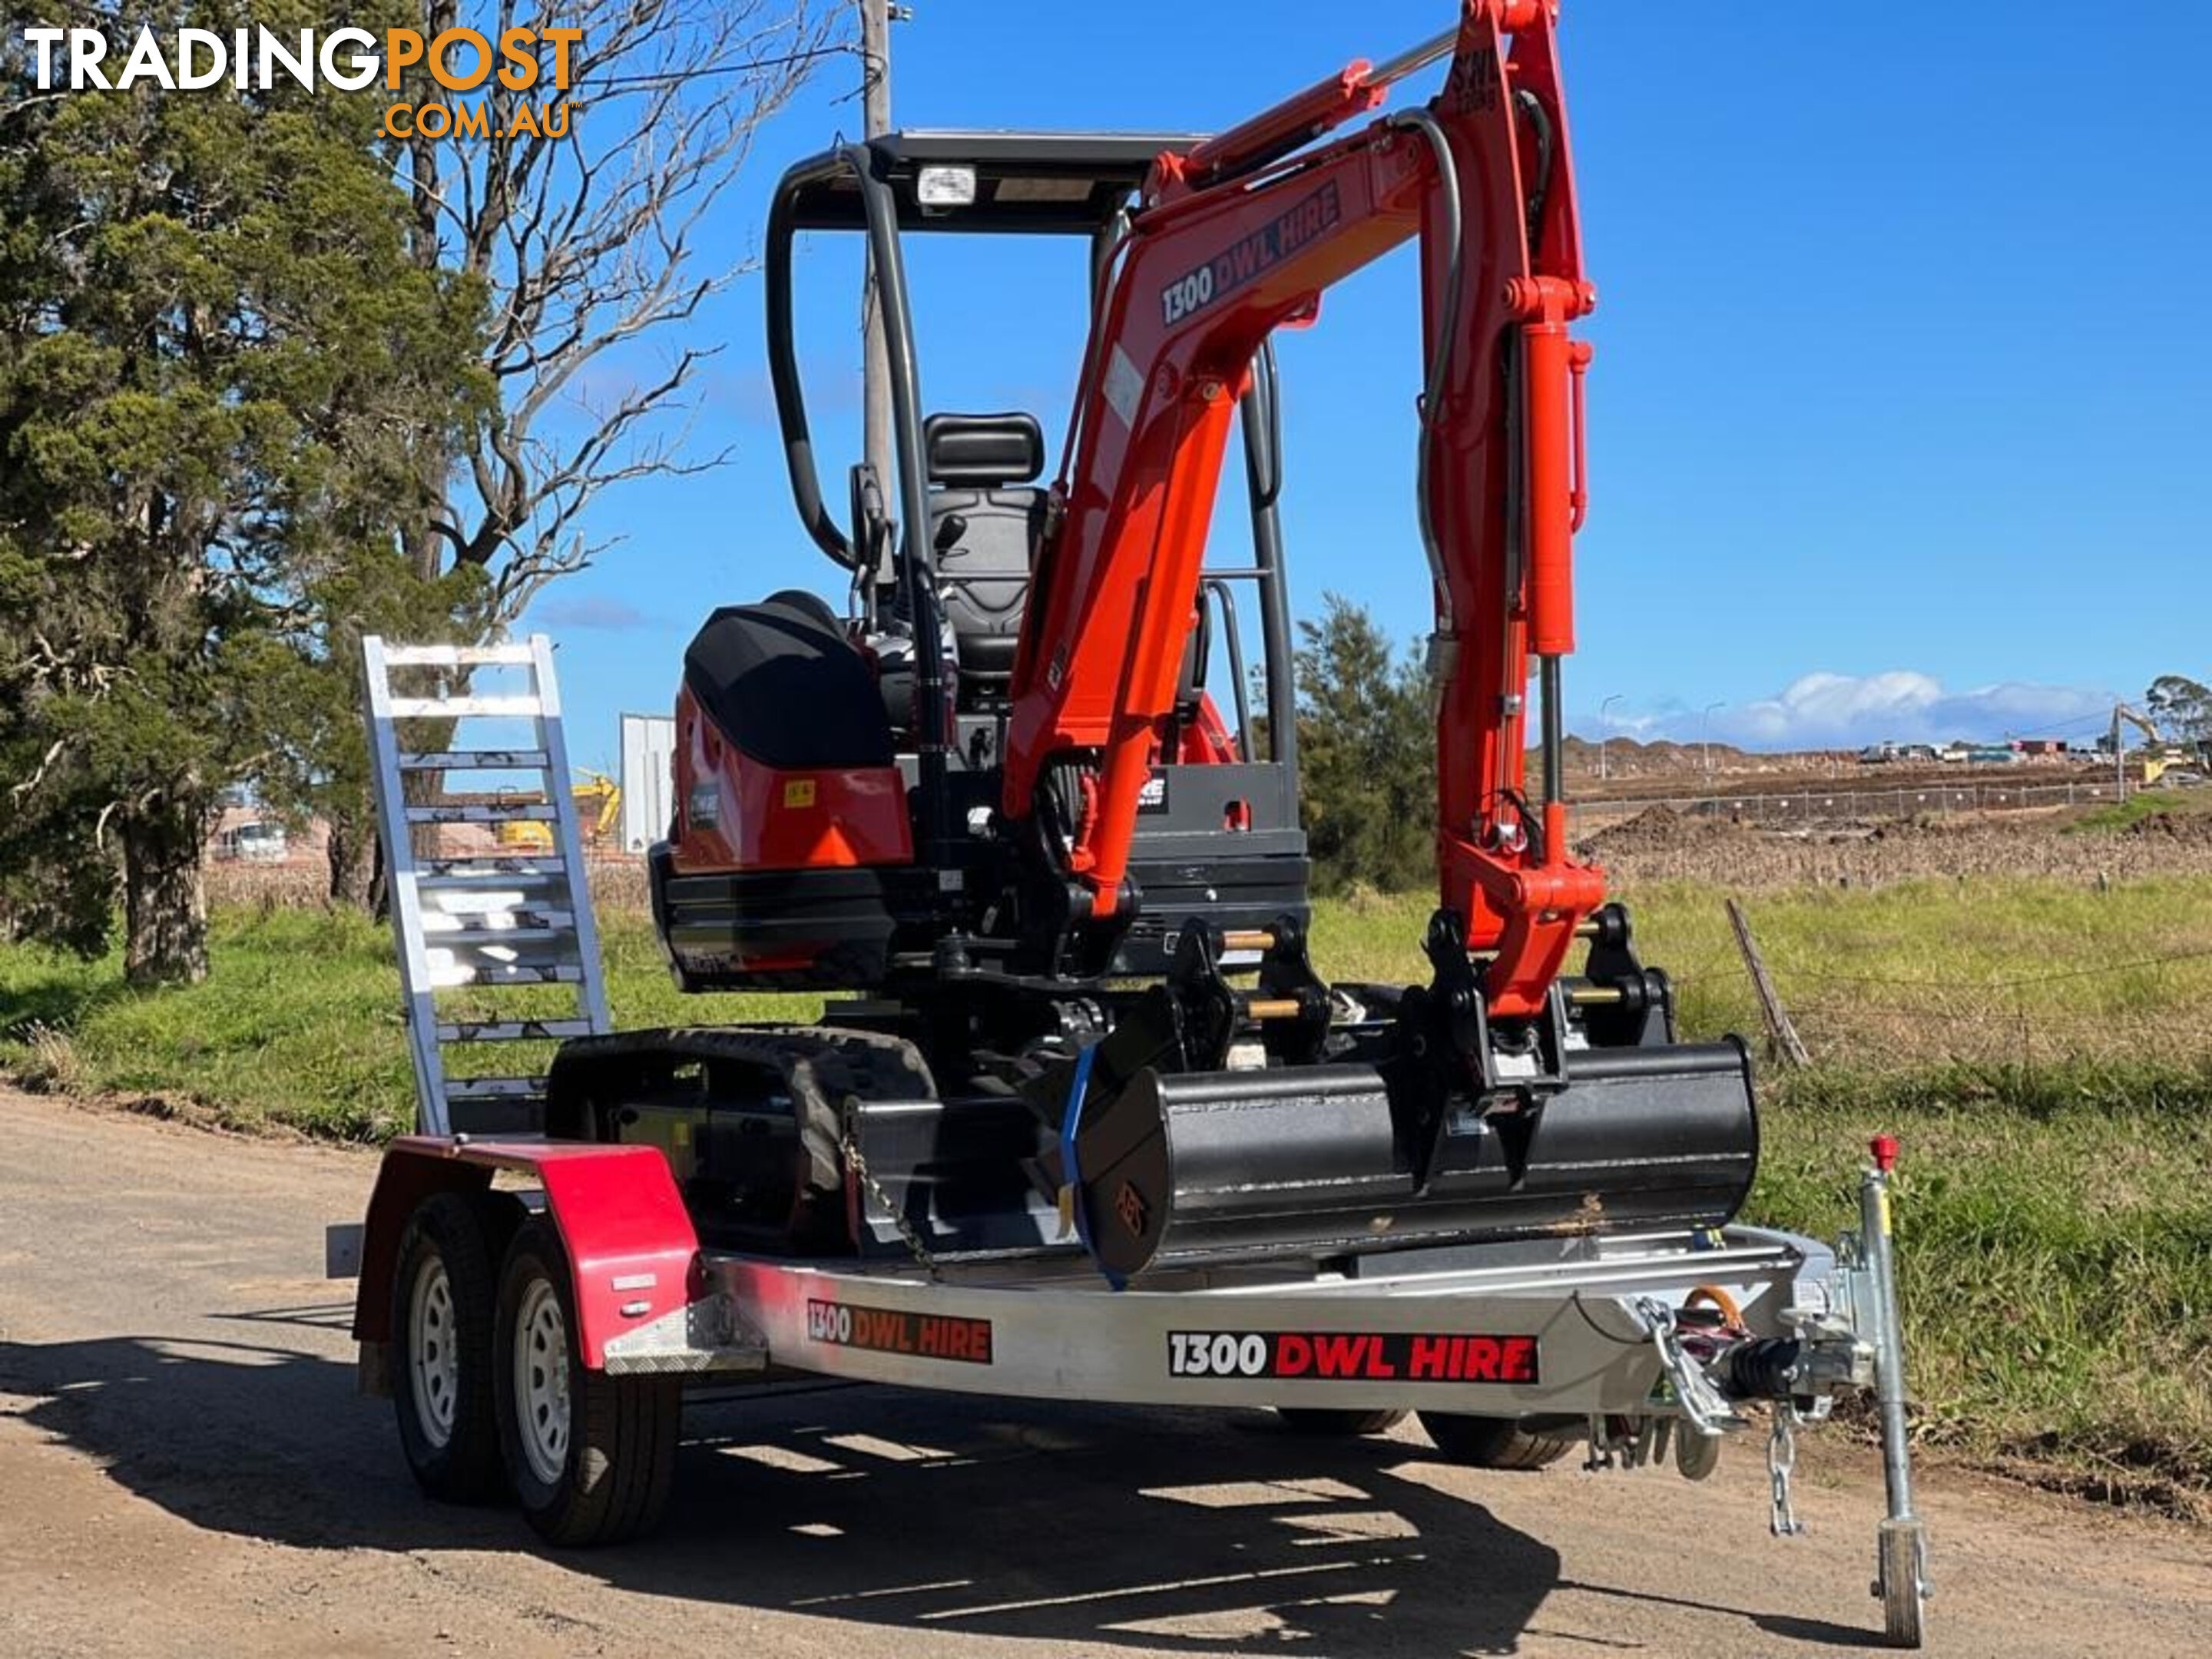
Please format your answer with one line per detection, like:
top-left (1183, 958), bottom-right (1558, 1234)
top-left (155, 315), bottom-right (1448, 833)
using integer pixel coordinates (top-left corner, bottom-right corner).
top-left (426, 962), bottom-right (585, 988)
top-left (365, 631), bottom-right (611, 1136)
top-left (387, 694), bottom-right (543, 719)
top-left (400, 750), bottom-right (551, 772)
top-left (406, 801), bottom-right (558, 823)
top-left (422, 907), bottom-right (573, 931)
top-left (379, 644), bottom-right (535, 667)
top-left (436, 1019), bottom-right (596, 1043)
top-left (428, 937), bottom-right (581, 966)
top-left (422, 938), bottom-right (566, 959)
top-left (417, 857), bottom-right (567, 879)
top-left (421, 902), bottom-right (575, 927)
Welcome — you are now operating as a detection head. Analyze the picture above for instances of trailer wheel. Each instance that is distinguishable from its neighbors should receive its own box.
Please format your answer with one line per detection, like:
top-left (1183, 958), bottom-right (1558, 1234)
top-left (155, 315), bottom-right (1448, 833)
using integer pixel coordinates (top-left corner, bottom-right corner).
top-left (1879, 1518), bottom-right (1928, 1648)
top-left (494, 1219), bottom-right (679, 1546)
top-left (390, 1192), bottom-right (506, 1503)
top-left (1274, 1408), bottom-right (1409, 1436)
top-left (1417, 1412), bottom-right (1577, 1470)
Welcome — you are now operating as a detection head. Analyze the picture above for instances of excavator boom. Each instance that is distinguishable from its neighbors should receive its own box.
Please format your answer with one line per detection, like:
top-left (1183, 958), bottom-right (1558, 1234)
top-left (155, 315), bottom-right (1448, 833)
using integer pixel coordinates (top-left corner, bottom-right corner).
top-left (1005, 1), bottom-right (1600, 1017)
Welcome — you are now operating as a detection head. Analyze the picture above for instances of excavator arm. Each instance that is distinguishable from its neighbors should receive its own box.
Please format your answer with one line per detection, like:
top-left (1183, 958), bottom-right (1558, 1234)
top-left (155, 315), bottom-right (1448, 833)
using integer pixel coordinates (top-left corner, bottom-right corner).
top-left (1004, 0), bottom-right (1601, 1019)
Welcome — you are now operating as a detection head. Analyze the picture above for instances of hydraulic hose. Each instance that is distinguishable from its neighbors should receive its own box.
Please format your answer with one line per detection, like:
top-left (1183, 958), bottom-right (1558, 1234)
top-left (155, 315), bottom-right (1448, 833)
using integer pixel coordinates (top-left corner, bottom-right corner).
top-left (1388, 108), bottom-right (1465, 642)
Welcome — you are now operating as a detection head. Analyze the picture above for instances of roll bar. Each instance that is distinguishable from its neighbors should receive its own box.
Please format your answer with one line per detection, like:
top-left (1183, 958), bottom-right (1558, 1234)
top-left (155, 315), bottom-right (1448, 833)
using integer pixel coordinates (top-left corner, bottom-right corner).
top-left (764, 144), bottom-right (953, 850)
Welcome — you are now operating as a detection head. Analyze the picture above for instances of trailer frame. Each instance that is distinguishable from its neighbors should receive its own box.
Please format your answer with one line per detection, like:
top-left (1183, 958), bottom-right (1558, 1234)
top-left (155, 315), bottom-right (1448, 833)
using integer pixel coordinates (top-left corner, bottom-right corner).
top-left (345, 1126), bottom-right (1930, 1644)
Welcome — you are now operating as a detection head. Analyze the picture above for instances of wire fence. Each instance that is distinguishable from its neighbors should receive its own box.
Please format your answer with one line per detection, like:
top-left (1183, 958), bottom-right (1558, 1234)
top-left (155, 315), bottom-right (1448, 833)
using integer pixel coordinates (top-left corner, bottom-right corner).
top-left (1572, 778), bottom-right (2135, 830)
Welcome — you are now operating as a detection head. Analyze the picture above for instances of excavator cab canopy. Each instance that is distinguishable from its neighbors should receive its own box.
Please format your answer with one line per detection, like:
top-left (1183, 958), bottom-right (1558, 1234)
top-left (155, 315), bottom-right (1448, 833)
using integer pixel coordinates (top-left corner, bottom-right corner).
top-left (780, 130), bottom-right (1207, 236)
top-left (762, 125), bottom-right (1300, 800)
top-left (765, 128), bottom-right (1222, 581)
top-left (758, 124), bottom-right (1306, 965)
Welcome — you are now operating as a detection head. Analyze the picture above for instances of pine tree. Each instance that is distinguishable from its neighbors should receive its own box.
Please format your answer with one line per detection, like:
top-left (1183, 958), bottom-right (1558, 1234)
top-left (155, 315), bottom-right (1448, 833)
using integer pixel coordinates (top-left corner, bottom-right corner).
top-left (0, 4), bottom-right (485, 982)
top-left (1291, 594), bottom-right (1435, 892)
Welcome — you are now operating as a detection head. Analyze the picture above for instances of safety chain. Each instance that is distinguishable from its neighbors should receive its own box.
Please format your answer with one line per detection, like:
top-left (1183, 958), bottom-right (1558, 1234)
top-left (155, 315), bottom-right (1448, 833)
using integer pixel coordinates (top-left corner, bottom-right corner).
top-left (1769, 1409), bottom-right (1805, 1537)
top-left (843, 1127), bottom-right (942, 1281)
top-left (1634, 1296), bottom-right (1747, 1438)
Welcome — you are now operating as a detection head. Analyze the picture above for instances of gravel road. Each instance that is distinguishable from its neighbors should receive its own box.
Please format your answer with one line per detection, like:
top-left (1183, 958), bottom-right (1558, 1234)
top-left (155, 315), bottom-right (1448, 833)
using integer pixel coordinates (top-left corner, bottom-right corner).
top-left (2, 1088), bottom-right (2205, 1657)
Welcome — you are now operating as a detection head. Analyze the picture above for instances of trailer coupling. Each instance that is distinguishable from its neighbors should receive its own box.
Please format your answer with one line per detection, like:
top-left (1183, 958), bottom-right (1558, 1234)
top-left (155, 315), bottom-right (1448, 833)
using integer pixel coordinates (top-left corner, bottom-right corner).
top-left (1584, 1137), bottom-right (1929, 1649)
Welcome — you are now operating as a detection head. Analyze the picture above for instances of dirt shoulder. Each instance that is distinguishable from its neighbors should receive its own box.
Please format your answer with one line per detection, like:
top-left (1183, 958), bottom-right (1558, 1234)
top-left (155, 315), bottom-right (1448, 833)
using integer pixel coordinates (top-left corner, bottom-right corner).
top-left (3, 1088), bottom-right (2207, 1658)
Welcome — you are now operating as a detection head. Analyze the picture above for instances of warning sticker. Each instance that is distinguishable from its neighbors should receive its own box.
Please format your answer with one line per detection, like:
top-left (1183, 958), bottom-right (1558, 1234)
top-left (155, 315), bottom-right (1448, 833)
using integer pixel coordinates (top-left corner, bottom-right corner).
top-left (1167, 1330), bottom-right (1538, 1385)
top-left (1101, 343), bottom-right (1144, 429)
top-left (806, 1299), bottom-right (994, 1366)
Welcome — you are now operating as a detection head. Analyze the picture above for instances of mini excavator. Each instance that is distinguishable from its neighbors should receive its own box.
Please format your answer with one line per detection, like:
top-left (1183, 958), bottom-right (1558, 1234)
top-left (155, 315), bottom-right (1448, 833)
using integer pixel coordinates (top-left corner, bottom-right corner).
top-left (351, 13), bottom-right (1930, 1634)
top-left (548, 1), bottom-right (1760, 1280)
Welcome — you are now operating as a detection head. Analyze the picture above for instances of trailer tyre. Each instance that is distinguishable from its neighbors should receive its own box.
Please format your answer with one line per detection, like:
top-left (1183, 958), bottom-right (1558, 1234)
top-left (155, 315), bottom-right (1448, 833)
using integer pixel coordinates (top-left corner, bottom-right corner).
top-left (1274, 1408), bottom-right (1409, 1436)
top-left (494, 1219), bottom-right (679, 1546)
top-left (1879, 1518), bottom-right (1928, 1648)
top-left (1417, 1412), bottom-right (1577, 1470)
top-left (390, 1192), bottom-right (506, 1504)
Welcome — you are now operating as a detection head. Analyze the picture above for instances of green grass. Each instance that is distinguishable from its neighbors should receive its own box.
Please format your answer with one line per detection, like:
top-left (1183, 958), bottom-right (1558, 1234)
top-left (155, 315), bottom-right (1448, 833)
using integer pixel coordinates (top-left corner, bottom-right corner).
top-left (2066, 786), bottom-right (2212, 834)
top-left (0, 906), bottom-right (813, 1141)
top-left (4, 880), bottom-right (2210, 1508)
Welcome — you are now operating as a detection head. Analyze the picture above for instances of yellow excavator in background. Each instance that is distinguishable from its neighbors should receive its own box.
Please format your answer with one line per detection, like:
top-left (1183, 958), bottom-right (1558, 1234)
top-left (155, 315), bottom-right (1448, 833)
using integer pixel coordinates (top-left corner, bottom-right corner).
top-left (2111, 704), bottom-right (2197, 793)
top-left (493, 770), bottom-right (621, 852)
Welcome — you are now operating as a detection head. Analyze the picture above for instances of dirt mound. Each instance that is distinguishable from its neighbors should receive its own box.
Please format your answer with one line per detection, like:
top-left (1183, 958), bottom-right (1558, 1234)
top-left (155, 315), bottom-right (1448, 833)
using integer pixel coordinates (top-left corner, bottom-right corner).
top-left (2123, 810), bottom-right (2212, 845)
top-left (1581, 804), bottom-right (1704, 855)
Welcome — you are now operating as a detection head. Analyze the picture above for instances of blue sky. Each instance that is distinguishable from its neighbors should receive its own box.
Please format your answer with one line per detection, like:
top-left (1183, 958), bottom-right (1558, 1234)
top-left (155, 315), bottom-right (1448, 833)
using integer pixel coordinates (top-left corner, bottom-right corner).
top-left (522, 2), bottom-right (2212, 770)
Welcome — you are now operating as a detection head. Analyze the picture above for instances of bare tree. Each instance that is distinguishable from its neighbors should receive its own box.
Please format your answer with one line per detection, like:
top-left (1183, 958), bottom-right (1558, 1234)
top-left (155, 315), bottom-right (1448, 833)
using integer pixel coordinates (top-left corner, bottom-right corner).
top-left (398, 2), bottom-right (844, 606)
top-left (320, 2), bottom-right (846, 904)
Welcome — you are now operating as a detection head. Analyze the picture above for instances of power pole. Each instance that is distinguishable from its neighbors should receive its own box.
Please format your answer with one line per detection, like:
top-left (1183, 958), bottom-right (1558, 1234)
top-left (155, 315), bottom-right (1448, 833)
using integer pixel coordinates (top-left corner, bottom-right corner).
top-left (860, 0), bottom-right (895, 581)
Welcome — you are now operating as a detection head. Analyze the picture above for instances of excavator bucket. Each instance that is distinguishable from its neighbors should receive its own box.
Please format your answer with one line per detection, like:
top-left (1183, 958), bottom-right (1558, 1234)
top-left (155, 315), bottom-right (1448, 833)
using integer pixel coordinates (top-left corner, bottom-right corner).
top-left (1058, 1043), bottom-right (1757, 1281)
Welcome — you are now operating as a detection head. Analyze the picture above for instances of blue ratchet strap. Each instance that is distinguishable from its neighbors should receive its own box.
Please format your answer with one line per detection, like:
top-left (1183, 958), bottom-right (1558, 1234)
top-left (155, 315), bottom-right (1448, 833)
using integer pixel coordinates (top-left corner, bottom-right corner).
top-left (1058, 1043), bottom-right (1125, 1291)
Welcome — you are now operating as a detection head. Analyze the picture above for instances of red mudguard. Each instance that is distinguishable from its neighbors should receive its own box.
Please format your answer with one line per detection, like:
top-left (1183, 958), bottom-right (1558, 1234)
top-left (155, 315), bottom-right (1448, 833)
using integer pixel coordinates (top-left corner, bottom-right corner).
top-left (352, 1137), bottom-right (701, 1371)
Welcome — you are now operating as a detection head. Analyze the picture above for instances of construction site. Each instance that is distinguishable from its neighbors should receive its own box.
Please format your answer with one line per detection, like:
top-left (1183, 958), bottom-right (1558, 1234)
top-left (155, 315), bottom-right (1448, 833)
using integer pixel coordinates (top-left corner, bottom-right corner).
top-left (3, 5), bottom-right (2208, 1657)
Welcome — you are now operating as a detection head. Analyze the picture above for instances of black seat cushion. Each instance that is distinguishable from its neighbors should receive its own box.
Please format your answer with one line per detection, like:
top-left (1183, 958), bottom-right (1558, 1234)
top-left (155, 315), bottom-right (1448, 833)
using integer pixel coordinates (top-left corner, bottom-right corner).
top-left (684, 599), bottom-right (894, 770)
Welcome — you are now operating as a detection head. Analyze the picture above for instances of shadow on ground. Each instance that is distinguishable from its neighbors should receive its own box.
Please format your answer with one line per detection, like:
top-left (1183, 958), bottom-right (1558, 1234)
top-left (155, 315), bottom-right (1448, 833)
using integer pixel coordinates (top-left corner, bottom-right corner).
top-left (0, 1307), bottom-right (1873, 1654)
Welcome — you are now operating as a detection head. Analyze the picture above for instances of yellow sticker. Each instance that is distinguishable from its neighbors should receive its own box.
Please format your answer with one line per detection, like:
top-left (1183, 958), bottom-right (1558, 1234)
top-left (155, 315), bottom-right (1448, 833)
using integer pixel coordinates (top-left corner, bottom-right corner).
top-left (783, 778), bottom-right (817, 809)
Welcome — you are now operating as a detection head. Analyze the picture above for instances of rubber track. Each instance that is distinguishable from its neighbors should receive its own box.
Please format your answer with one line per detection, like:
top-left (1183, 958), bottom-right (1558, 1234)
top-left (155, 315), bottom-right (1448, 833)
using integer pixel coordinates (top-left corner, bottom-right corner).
top-left (548, 1025), bottom-right (939, 1196)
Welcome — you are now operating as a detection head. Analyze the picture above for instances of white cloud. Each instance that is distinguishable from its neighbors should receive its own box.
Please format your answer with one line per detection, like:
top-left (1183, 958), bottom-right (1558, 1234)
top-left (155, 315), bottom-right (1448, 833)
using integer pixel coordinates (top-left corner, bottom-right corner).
top-left (1594, 671), bottom-right (2114, 750)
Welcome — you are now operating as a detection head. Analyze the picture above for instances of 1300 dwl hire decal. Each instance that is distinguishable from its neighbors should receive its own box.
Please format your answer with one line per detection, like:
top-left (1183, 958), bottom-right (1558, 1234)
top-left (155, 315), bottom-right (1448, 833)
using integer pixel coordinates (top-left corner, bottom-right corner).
top-left (808, 1299), bottom-right (994, 1365)
top-left (1167, 1328), bottom-right (1539, 1383)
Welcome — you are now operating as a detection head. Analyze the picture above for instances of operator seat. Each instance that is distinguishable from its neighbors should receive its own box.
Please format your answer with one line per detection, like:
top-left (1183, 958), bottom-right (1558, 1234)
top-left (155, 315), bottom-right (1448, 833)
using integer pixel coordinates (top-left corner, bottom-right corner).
top-left (925, 412), bottom-right (1045, 710)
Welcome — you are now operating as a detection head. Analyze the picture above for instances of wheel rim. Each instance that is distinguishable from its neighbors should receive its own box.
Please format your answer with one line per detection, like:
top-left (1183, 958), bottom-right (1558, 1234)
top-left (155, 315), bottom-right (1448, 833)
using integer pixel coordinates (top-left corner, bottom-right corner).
top-left (514, 1277), bottom-right (571, 1485)
top-left (406, 1255), bottom-right (459, 1449)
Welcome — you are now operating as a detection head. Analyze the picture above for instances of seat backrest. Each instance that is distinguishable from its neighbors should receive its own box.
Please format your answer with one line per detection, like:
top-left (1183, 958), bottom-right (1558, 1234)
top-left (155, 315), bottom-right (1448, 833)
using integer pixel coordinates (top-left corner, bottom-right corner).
top-left (924, 413), bottom-right (1045, 708)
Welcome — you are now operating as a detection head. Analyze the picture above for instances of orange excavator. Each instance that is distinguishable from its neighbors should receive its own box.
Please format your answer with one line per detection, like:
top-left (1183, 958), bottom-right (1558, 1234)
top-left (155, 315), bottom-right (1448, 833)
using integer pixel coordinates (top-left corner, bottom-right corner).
top-left (601, 0), bottom-right (1756, 1277)
top-left (349, 15), bottom-right (1928, 1635)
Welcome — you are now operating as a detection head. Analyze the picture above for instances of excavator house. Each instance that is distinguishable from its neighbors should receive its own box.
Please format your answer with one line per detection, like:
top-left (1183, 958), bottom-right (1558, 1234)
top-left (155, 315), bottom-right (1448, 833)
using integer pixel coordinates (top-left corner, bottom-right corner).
top-left (349, 6), bottom-right (1928, 1641)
